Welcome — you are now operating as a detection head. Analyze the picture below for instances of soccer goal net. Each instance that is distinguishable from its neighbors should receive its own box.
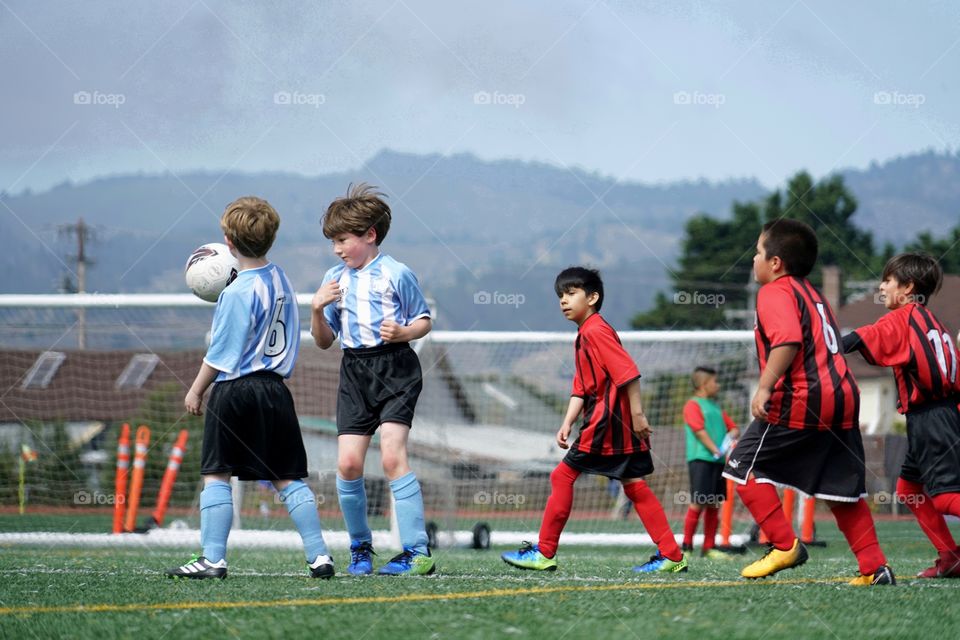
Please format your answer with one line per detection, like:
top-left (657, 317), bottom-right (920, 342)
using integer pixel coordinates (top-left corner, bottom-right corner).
top-left (0, 294), bottom-right (761, 550)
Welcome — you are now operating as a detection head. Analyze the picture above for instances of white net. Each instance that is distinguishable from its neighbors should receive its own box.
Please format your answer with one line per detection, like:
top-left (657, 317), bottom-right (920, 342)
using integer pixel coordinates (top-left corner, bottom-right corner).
top-left (0, 295), bottom-right (767, 549)
top-left (413, 330), bottom-right (756, 547)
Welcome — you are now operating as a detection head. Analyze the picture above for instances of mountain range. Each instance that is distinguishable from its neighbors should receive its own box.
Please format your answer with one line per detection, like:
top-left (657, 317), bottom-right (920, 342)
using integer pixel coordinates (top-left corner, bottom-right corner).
top-left (1, 149), bottom-right (957, 330)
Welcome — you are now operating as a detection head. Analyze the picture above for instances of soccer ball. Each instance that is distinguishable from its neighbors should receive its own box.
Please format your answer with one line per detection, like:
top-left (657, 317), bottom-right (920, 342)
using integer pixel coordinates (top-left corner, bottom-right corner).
top-left (184, 243), bottom-right (239, 302)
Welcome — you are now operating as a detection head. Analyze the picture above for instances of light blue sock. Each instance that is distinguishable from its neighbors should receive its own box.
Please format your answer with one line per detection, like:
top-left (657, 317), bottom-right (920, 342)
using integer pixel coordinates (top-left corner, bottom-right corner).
top-left (279, 480), bottom-right (330, 562)
top-left (336, 476), bottom-right (372, 544)
top-left (389, 472), bottom-right (429, 554)
top-left (199, 480), bottom-right (233, 563)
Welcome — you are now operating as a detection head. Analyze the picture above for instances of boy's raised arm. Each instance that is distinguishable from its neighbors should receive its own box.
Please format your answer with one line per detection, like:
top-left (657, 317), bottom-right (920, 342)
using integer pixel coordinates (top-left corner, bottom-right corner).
top-left (381, 316), bottom-right (432, 343)
top-left (311, 281), bottom-right (341, 349)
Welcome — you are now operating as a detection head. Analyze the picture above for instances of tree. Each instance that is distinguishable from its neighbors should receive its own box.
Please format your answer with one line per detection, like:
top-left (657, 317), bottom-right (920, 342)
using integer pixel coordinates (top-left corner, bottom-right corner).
top-left (632, 201), bottom-right (763, 329)
top-left (905, 225), bottom-right (960, 274)
top-left (763, 172), bottom-right (882, 282)
top-left (632, 171), bottom-right (880, 329)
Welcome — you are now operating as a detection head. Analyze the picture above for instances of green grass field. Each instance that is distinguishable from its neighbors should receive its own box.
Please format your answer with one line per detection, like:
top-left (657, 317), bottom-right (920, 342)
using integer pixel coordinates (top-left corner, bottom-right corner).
top-left (2, 519), bottom-right (960, 639)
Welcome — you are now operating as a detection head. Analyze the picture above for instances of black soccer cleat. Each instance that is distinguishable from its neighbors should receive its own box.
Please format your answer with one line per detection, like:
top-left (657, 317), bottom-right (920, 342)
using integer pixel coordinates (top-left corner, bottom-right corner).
top-left (309, 554), bottom-right (335, 579)
top-left (165, 555), bottom-right (227, 580)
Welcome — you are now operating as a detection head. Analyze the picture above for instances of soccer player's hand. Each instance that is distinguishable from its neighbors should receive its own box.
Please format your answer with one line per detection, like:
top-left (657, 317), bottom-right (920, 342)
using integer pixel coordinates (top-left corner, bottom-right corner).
top-left (751, 387), bottom-right (771, 420)
top-left (556, 423), bottom-right (572, 449)
top-left (380, 320), bottom-right (406, 343)
top-left (185, 390), bottom-right (203, 416)
top-left (632, 413), bottom-right (652, 440)
top-left (312, 281), bottom-right (343, 309)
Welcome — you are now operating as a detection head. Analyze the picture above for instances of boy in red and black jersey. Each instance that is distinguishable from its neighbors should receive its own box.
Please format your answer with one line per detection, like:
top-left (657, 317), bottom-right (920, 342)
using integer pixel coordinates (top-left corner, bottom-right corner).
top-left (844, 253), bottom-right (960, 578)
top-left (502, 267), bottom-right (686, 574)
top-left (723, 219), bottom-right (894, 585)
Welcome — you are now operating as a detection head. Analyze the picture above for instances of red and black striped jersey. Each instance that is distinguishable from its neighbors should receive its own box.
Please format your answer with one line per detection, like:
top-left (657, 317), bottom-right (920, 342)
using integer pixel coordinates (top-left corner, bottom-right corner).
top-left (570, 313), bottom-right (645, 455)
top-left (850, 303), bottom-right (960, 413)
top-left (755, 276), bottom-right (860, 430)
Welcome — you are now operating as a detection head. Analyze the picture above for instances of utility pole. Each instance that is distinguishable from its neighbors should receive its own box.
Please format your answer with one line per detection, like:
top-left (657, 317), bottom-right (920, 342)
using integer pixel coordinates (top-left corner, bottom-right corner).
top-left (59, 218), bottom-right (94, 348)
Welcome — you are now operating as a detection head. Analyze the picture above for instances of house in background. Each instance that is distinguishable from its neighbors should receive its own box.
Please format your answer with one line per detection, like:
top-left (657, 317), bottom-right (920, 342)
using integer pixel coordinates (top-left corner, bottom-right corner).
top-left (838, 274), bottom-right (960, 434)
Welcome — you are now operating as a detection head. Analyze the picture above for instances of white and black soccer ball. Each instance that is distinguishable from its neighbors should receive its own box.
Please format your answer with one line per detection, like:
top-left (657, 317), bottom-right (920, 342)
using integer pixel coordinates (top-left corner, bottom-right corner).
top-left (184, 243), bottom-right (239, 302)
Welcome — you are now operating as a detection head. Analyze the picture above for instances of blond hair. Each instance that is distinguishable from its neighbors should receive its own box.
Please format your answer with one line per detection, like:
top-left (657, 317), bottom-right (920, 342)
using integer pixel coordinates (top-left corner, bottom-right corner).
top-left (321, 183), bottom-right (391, 245)
top-left (220, 196), bottom-right (280, 258)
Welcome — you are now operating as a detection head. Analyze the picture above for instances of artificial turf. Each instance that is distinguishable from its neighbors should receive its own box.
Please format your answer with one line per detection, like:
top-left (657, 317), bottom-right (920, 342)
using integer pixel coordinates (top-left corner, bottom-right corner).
top-left (2, 518), bottom-right (959, 639)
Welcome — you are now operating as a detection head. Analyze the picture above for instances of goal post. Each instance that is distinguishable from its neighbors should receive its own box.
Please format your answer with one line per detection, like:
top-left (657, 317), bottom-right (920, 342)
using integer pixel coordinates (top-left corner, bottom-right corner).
top-left (0, 293), bottom-right (761, 550)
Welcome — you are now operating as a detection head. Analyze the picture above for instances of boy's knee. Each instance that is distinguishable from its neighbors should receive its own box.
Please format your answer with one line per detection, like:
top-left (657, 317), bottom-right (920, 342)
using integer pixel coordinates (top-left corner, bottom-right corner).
top-left (338, 457), bottom-right (364, 480)
top-left (203, 473), bottom-right (231, 486)
top-left (381, 452), bottom-right (408, 477)
top-left (734, 482), bottom-right (749, 499)
top-left (550, 463), bottom-right (577, 487)
top-left (932, 493), bottom-right (960, 514)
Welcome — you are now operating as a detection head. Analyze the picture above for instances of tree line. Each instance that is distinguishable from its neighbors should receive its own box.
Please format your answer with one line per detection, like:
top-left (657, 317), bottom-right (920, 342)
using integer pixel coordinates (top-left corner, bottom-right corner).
top-left (632, 171), bottom-right (960, 329)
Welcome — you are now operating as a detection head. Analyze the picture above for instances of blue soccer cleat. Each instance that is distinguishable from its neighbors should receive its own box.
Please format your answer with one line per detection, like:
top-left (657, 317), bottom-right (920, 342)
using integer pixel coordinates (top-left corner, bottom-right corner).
top-left (377, 547), bottom-right (436, 576)
top-left (501, 542), bottom-right (558, 571)
top-left (633, 552), bottom-right (688, 574)
top-left (348, 540), bottom-right (375, 576)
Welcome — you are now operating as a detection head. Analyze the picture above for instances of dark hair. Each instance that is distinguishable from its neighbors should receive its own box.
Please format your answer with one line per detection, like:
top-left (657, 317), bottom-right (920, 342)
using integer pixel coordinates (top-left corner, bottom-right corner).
top-left (760, 219), bottom-right (818, 277)
top-left (882, 252), bottom-right (943, 304)
top-left (692, 366), bottom-right (717, 389)
top-left (554, 267), bottom-right (604, 311)
top-left (322, 183), bottom-right (391, 245)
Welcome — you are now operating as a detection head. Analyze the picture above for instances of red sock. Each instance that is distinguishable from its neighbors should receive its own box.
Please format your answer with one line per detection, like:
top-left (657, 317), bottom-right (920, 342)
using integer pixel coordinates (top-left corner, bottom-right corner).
top-left (623, 480), bottom-right (682, 561)
top-left (932, 492), bottom-right (960, 519)
top-left (537, 462), bottom-right (580, 558)
top-left (829, 499), bottom-right (887, 575)
top-left (702, 507), bottom-right (719, 551)
top-left (682, 507), bottom-right (701, 547)
top-left (736, 478), bottom-right (796, 550)
top-left (897, 478), bottom-right (957, 552)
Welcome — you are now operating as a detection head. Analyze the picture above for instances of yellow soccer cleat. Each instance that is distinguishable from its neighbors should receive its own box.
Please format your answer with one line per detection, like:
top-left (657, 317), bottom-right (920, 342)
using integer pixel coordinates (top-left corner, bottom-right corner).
top-left (741, 538), bottom-right (808, 579)
top-left (849, 564), bottom-right (896, 586)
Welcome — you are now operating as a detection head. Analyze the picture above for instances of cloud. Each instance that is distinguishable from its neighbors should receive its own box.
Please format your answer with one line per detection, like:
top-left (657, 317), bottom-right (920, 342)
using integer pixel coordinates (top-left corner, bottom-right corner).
top-left (1, 0), bottom-right (959, 193)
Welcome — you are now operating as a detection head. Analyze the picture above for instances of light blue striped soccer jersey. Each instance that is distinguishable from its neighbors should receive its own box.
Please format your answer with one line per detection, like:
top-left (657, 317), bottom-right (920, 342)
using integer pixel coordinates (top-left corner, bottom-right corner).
top-left (321, 254), bottom-right (431, 349)
top-left (204, 263), bottom-right (300, 381)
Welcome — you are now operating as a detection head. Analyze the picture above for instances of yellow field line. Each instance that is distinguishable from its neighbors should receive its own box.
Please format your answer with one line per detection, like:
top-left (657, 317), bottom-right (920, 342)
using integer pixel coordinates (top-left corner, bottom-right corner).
top-left (0, 577), bottom-right (850, 617)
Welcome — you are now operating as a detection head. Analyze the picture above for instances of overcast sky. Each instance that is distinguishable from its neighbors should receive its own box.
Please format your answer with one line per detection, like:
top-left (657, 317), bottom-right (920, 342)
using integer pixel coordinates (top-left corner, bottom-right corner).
top-left (2, 0), bottom-right (958, 194)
